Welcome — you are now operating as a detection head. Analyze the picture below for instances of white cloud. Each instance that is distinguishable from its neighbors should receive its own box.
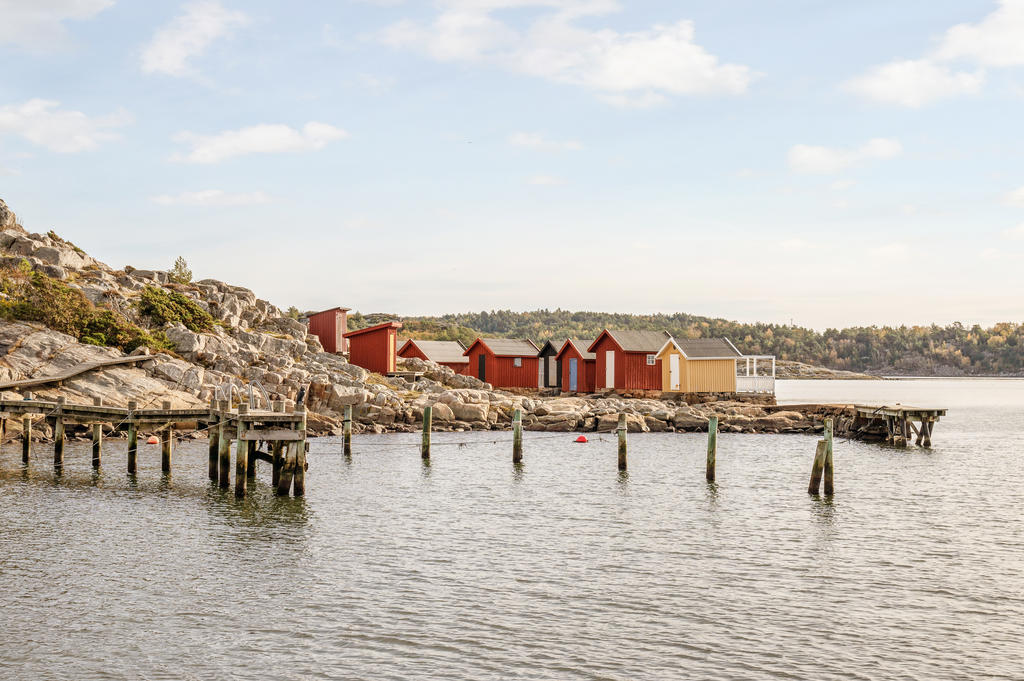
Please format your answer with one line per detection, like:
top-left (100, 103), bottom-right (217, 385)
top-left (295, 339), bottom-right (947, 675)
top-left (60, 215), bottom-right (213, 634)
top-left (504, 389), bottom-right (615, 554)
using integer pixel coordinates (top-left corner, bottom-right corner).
top-left (830, 179), bottom-right (856, 191)
top-left (788, 138), bottom-right (902, 175)
top-left (141, 1), bottom-right (248, 77)
top-left (527, 174), bottom-right (565, 185)
top-left (1003, 185), bottom-right (1024, 206)
top-left (151, 189), bottom-right (270, 206)
top-left (0, 166), bottom-right (19, 176)
top-left (380, 2), bottom-right (753, 105)
top-left (0, 99), bottom-right (131, 152)
top-left (0, 0), bottom-right (112, 48)
top-left (935, 0), bottom-right (1024, 67)
top-left (1002, 223), bottom-right (1024, 239)
top-left (508, 132), bottom-right (582, 152)
top-left (171, 122), bottom-right (348, 163)
top-left (845, 1), bottom-right (1024, 106)
top-left (843, 59), bottom-right (984, 107)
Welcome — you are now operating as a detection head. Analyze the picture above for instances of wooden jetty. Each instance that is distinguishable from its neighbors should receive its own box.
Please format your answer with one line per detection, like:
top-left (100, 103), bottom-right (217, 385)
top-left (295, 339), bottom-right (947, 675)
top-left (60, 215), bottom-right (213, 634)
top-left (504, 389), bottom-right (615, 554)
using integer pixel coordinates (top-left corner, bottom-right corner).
top-left (0, 396), bottom-right (308, 497)
top-left (0, 355), bottom-right (151, 391)
top-left (768, 403), bottom-right (946, 448)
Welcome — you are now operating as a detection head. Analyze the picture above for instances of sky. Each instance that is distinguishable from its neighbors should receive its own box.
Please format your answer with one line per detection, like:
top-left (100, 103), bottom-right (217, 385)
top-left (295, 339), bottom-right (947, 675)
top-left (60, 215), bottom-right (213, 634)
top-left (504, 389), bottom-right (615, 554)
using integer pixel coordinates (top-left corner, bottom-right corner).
top-left (1, 0), bottom-right (1023, 330)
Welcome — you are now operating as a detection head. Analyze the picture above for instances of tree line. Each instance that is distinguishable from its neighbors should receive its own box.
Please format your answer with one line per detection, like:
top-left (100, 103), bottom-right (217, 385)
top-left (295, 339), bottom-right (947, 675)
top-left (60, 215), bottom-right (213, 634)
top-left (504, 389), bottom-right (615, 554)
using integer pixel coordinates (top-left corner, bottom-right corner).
top-left (352, 309), bottom-right (1024, 376)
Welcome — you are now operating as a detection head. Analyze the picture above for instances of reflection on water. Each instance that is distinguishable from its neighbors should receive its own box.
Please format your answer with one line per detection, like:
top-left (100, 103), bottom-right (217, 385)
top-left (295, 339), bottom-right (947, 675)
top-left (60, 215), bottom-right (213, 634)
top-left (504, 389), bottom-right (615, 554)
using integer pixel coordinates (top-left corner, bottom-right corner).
top-left (0, 379), bottom-right (1022, 680)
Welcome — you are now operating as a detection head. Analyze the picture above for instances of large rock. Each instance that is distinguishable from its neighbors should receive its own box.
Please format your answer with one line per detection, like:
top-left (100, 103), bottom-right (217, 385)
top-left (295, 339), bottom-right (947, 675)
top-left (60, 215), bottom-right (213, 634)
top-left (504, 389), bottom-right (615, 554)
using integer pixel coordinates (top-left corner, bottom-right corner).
top-left (450, 401), bottom-right (488, 423)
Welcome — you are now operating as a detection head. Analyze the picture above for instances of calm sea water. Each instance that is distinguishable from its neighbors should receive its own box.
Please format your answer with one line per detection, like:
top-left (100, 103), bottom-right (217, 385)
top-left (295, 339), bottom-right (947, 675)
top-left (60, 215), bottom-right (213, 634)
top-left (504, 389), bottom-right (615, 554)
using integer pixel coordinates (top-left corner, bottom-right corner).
top-left (1, 379), bottom-right (1021, 680)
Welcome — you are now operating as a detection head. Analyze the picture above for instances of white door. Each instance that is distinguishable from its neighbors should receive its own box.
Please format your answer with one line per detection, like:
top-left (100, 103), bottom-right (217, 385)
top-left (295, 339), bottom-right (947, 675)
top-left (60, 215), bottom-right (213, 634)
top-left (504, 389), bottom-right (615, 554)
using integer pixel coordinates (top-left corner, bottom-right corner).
top-left (605, 350), bottom-right (615, 388)
top-left (670, 354), bottom-right (680, 391)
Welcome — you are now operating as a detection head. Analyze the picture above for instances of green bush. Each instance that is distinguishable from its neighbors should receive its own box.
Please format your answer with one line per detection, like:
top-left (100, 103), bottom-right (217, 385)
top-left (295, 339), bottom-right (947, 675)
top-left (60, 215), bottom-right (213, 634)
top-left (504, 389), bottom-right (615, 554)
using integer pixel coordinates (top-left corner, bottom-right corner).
top-left (0, 264), bottom-right (171, 353)
top-left (138, 285), bottom-right (213, 333)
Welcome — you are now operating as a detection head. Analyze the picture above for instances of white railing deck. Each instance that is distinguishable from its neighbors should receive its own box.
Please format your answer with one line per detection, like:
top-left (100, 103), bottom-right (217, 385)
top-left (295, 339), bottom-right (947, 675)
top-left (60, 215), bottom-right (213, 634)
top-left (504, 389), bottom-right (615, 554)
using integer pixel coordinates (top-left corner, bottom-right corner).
top-left (736, 375), bottom-right (776, 394)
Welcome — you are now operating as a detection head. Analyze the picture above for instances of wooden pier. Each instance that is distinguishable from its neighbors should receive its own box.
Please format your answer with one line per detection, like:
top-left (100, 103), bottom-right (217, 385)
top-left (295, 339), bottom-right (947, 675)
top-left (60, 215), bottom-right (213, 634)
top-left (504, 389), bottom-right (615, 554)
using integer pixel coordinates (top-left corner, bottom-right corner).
top-left (0, 396), bottom-right (308, 497)
top-left (851, 404), bottom-right (946, 448)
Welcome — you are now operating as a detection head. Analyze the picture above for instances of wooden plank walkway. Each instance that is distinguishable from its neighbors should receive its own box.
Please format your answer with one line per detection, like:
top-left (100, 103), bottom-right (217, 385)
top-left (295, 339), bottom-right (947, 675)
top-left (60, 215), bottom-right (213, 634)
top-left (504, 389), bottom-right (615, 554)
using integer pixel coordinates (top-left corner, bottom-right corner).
top-left (0, 355), bottom-right (151, 391)
top-left (0, 396), bottom-right (308, 497)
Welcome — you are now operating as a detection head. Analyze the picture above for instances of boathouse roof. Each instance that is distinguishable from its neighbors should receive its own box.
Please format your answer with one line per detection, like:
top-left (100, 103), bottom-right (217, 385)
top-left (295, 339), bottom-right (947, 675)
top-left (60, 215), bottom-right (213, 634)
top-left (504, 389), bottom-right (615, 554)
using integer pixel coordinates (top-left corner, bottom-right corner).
top-left (590, 329), bottom-right (671, 353)
top-left (466, 338), bottom-right (540, 357)
top-left (401, 339), bottom-right (469, 364)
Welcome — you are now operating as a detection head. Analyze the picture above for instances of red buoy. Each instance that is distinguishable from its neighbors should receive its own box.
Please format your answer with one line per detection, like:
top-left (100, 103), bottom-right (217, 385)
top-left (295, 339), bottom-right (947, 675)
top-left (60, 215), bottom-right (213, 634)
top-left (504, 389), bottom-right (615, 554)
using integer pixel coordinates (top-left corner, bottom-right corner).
top-left (574, 435), bottom-right (588, 443)
top-left (146, 435), bottom-right (159, 444)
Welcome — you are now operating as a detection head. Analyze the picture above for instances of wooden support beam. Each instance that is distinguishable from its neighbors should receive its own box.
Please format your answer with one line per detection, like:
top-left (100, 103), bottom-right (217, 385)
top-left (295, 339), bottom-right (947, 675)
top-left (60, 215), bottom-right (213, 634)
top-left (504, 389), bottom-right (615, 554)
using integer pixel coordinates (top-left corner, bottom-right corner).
top-left (241, 428), bottom-right (302, 441)
top-left (235, 404), bottom-right (248, 498)
top-left (343, 405), bottom-right (352, 457)
top-left (127, 400), bottom-right (138, 475)
top-left (246, 440), bottom-right (257, 479)
top-left (421, 406), bottom-right (431, 460)
top-left (706, 415), bottom-right (718, 483)
top-left (823, 417), bottom-right (834, 495)
top-left (271, 441), bottom-right (283, 487)
top-left (808, 439), bottom-right (827, 494)
top-left (293, 406), bottom-right (307, 497)
top-left (208, 398), bottom-right (219, 481)
top-left (512, 408), bottom-right (522, 464)
top-left (217, 402), bottom-right (230, 489)
top-left (617, 413), bottom-right (627, 471)
top-left (53, 396), bottom-right (66, 471)
top-left (22, 414), bottom-right (31, 464)
top-left (161, 400), bottom-right (173, 473)
top-left (92, 397), bottom-right (103, 469)
top-left (276, 442), bottom-right (295, 496)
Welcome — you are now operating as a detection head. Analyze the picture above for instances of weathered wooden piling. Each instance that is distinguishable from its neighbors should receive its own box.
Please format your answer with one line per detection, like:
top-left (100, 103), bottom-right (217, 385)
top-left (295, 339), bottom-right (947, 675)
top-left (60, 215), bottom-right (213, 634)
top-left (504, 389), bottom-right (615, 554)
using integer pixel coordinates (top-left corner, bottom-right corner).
top-left (160, 400), bottom-right (173, 473)
top-left (22, 414), bottom-right (31, 463)
top-left (235, 404), bottom-right (248, 498)
top-left (276, 443), bottom-right (295, 496)
top-left (217, 400), bottom-right (230, 488)
top-left (92, 397), bottom-right (103, 468)
top-left (512, 408), bottom-right (523, 463)
top-left (421, 405), bottom-right (432, 460)
top-left (272, 400), bottom-right (284, 485)
top-left (293, 406), bottom-right (307, 497)
top-left (53, 396), bottom-right (66, 470)
top-left (808, 440), bottom-right (827, 494)
top-left (127, 400), bottom-right (138, 475)
top-left (706, 415), bottom-right (718, 482)
top-left (207, 399), bottom-right (219, 481)
top-left (823, 417), bottom-right (834, 495)
top-left (246, 440), bottom-right (257, 479)
top-left (617, 413), bottom-right (627, 471)
top-left (343, 405), bottom-right (352, 457)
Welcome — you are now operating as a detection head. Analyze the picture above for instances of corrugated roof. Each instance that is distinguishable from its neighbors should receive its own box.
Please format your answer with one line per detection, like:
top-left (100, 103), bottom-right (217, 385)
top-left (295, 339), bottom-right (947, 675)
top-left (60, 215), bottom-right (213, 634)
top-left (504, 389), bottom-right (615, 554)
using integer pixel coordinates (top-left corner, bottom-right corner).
top-left (472, 338), bottom-right (540, 357)
top-left (562, 338), bottom-right (596, 360)
top-left (405, 340), bottom-right (469, 364)
top-left (344, 321), bottom-right (402, 338)
top-left (676, 338), bottom-right (742, 358)
top-left (598, 329), bottom-right (671, 353)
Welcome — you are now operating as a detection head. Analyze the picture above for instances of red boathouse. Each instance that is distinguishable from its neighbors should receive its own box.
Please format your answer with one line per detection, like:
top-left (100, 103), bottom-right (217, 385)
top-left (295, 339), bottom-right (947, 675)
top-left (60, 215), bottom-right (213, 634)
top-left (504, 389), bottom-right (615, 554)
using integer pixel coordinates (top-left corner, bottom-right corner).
top-left (463, 338), bottom-right (540, 388)
top-left (556, 339), bottom-right (596, 393)
top-left (344, 321), bottom-right (402, 374)
top-left (397, 339), bottom-right (471, 375)
top-left (589, 329), bottom-right (670, 391)
top-left (305, 306), bottom-right (350, 354)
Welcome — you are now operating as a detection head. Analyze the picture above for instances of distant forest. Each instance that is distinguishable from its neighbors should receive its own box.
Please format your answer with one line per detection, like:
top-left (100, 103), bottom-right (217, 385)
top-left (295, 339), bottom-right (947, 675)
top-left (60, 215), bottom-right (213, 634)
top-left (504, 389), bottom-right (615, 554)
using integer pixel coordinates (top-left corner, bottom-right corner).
top-left (347, 309), bottom-right (1024, 376)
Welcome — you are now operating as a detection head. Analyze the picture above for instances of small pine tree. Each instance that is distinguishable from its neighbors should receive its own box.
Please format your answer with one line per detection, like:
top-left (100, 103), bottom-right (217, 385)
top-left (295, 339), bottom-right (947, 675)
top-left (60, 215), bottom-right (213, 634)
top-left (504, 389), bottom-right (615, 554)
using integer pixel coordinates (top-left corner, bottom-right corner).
top-left (169, 256), bottom-right (192, 284)
top-left (286, 306), bottom-right (301, 320)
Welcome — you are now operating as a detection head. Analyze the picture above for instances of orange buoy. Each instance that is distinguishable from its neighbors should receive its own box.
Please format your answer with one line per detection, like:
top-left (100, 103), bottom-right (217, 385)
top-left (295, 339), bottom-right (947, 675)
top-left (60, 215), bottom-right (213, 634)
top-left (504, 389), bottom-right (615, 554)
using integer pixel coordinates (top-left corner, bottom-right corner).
top-left (574, 435), bottom-right (588, 443)
top-left (146, 435), bottom-right (159, 444)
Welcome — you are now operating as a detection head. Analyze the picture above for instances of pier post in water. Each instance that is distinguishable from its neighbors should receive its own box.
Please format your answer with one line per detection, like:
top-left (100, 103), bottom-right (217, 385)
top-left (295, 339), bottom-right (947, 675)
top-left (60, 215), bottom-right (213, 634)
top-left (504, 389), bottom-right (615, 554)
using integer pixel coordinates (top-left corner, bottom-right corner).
top-left (343, 405), bottom-right (353, 457)
top-left (127, 400), bottom-right (138, 474)
top-left (823, 417), bottom-right (834, 495)
top-left (617, 413), bottom-right (627, 471)
top-left (512, 408), bottom-right (523, 464)
top-left (208, 398), bottom-right (219, 481)
top-left (421, 405), bottom-right (432, 460)
top-left (161, 400), bottom-right (173, 473)
top-left (53, 396), bottom-right (66, 471)
top-left (271, 400), bottom-right (284, 486)
top-left (293, 405), bottom-right (307, 497)
top-left (246, 440), bottom-right (257, 479)
top-left (706, 415), bottom-right (718, 482)
top-left (92, 397), bottom-right (103, 469)
top-left (217, 400), bottom-right (231, 489)
top-left (808, 440), bottom-right (827, 494)
top-left (22, 414), bottom-right (31, 463)
top-left (235, 404), bottom-right (248, 498)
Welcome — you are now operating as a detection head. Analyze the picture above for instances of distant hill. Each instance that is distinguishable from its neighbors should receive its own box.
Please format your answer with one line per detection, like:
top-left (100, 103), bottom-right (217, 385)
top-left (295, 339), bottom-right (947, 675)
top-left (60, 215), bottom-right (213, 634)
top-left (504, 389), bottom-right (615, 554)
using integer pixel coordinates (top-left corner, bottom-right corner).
top-left (352, 309), bottom-right (1024, 377)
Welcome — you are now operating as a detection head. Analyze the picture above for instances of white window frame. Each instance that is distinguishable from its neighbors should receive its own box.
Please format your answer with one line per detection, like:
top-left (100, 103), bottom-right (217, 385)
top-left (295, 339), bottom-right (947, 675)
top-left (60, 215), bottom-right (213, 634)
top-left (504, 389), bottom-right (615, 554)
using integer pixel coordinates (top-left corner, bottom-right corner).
top-left (513, 357), bottom-right (522, 368)
top-left (646, 354), bottom-right (656, 366)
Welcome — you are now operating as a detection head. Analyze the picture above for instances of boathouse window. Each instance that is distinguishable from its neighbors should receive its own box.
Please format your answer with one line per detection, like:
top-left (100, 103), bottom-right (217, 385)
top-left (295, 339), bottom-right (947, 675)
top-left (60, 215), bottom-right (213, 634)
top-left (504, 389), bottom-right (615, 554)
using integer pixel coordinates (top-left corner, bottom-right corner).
top-left (513, 357), bottom-right (522, 367)
top-left (646, 354), bottom-right (656, 365)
